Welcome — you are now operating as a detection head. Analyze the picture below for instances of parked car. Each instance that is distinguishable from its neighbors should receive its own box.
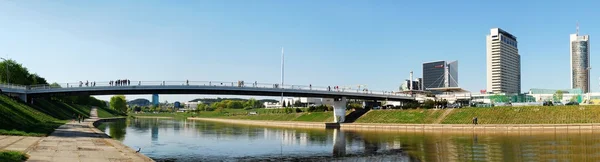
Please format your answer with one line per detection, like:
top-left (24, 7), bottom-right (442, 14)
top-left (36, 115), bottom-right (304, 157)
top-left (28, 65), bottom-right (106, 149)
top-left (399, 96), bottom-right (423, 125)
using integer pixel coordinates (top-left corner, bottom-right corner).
top-left (543, 101), bottom-right (554, 106)
top-left (565, 102), bottom-right (579, 105)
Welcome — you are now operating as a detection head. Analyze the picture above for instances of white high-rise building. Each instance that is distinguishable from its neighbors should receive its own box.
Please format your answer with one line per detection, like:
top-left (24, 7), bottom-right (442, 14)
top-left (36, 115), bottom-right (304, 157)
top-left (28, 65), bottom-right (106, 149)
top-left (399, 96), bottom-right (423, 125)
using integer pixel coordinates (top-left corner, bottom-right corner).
top-left (570, 25), bottom-right (590, 93)
top-left (486, 28), bottom-right (521, 94)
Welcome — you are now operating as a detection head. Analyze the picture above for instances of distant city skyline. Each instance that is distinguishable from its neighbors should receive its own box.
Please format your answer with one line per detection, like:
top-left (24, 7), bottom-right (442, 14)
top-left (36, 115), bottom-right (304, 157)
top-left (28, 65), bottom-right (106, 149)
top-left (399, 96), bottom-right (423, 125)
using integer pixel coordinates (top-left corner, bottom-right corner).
top-left (1, 1), bottom-right (598, 102)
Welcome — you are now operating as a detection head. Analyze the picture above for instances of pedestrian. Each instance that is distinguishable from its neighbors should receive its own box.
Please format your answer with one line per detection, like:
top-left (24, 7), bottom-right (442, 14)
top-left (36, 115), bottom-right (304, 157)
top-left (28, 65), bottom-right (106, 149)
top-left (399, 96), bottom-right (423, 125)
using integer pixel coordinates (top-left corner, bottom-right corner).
top-left (186, 80), bottom-right (189, 86)
top-left (128, 79), bottom-right (131, 86)
top-left (309, 84), bottom-right (312, 90)
top-left (85, 80), bottom-right (89, 87)
top-left (475, 117), bottom-right (478, 125)
top-left (139, 81), bottom-right (141, 86)
top-left (93, 81), bottom-right (96, 87)
top-left (78, 114), bottom-right (81, 123)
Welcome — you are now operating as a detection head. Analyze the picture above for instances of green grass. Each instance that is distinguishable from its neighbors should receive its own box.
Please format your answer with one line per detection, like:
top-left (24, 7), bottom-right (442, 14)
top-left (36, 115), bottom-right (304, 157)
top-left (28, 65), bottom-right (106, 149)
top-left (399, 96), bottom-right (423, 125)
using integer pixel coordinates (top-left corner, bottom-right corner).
top-left (354, 109), bottom-right (444, 124)
top-left (442, 106), bottom-right (600, 124)
top-left (0, 151), bottom-right (28, 162)
top-left (130, 112), bottom-right (196, 119)
top-left (0, 95), bottom-right (121, 136)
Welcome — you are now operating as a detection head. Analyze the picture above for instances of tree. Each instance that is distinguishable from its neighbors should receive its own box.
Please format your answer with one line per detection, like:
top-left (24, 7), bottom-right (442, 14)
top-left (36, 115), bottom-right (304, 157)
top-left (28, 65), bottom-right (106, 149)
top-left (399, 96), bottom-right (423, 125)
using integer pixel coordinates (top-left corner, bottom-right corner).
top-left (423, 99), bottom-right (435, 109)
top-left (245, 98), bottom-right (260, 108)
top-left (294, 100), bottom-right (302, 107)
top-left (287, 101), bottom-right (292, 108)
top-left (110, 95), bottom-right (127, 113)
top-left (553, 90), bottom-right (564, 102)
top-left (226, 100), bottom-right (244, 109)
top-left (197, 103), bottom-right (208, 111)
top-left (570, 95), bottom-right (580, 102)
top-left (282, 101), bottom-right (287, 107)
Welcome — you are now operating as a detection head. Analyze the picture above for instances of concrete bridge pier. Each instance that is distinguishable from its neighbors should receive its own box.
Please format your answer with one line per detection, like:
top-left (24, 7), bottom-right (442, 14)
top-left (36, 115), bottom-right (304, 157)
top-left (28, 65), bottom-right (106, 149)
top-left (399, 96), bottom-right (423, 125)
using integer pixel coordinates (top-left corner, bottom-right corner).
top-left (18, 94), bottom-right (28, 103)
top-left (333, 97), bottom-right (347, 123)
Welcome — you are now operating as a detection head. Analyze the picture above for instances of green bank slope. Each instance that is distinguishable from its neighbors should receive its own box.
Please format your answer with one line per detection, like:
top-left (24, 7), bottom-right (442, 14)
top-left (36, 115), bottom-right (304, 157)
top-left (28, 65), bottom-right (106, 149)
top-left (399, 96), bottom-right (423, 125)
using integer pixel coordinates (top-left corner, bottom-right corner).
top-left (355, 109), bottom-right (444, 124)
top-left (442, 106), bottom-right (600, 124)
top-left (0, 96), bottom-right (120, 136)
top-left (354, 106), bottom-right (600, 124)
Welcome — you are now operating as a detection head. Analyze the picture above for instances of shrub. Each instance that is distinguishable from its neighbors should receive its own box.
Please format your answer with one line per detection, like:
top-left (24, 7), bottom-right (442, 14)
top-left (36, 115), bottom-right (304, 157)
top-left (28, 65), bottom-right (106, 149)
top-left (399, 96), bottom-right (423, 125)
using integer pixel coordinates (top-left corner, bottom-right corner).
top-left (0, 151), bottom-right (28, 162)
top-left (295, 108), bottom-right (303, 113)
top-left (423, 99), bottom-right (435, 109)
top-left (308, 106), bottom-right (317, 112)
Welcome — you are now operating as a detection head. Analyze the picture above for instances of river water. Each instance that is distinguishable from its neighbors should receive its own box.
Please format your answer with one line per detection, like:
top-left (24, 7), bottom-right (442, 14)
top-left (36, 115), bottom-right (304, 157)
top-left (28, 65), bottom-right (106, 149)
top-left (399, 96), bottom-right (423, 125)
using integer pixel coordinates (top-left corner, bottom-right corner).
top-left (97, 118), bottom-right (600, 162)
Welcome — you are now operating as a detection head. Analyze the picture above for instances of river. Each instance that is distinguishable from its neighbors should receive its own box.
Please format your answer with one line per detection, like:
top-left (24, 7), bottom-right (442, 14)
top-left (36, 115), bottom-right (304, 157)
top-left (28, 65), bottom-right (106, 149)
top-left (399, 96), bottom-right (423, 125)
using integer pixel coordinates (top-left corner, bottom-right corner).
top-left (97, 118), bottom-right (600, 162)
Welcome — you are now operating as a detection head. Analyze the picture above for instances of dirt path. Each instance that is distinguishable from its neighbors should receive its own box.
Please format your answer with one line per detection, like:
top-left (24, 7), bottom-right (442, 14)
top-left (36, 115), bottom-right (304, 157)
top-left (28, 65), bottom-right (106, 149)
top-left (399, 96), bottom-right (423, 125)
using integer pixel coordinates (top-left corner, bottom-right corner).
top-left (433, 108), bottom-right (455, 124)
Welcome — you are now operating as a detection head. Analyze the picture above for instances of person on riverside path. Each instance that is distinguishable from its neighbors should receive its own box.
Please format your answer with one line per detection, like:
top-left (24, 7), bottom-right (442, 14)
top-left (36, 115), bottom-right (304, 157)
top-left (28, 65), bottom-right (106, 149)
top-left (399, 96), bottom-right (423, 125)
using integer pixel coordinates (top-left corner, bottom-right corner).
top-left (78, 114), bottom-right (81, 123)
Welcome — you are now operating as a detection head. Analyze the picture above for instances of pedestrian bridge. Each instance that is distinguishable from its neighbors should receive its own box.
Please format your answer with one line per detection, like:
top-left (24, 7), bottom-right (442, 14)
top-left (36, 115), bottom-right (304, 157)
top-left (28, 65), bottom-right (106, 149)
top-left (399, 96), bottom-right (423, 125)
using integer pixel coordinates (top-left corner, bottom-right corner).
top-left (0, 81), bottom-right (415, 123)
top-left (1, 80), bottom-right (414, 101)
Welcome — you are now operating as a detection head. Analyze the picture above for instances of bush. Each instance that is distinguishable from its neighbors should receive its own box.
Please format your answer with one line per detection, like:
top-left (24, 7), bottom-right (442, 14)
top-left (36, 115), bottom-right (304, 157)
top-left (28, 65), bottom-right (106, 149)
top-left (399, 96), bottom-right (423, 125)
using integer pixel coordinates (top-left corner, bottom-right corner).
top-left (308, 106), bottom-right (317, 112)
top-left (348, 103), bottom-right (363, 110)
top-left (243, 107), bottom-right (253, 110)
top-left (326, 105), bottom-right (334, 111)
top-left (0, 151), bottom-right (28, 162)
top-left (423, 99), bottom-right (435, 109)
top-left (295, 108), bottom-right (302, 113)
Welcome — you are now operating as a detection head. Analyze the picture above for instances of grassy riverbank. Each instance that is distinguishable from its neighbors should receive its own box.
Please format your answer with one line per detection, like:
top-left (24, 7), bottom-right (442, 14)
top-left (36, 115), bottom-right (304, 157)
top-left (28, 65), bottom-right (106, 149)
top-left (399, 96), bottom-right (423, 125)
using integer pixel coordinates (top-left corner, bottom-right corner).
top-left (355, 105), bottom-right (600, 124)
top-left (0, 151), bottom-right (28, 162)
top-left (131, 108), bottom-right (336, 122)
top-left (0, 95), bottom-right (122, 136)
top-left (173, 105), bottom-right (600, 124)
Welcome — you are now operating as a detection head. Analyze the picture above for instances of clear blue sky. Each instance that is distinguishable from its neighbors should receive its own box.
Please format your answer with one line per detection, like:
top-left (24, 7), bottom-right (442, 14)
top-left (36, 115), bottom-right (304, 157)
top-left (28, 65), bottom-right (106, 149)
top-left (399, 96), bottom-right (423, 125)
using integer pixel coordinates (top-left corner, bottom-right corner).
top-left (1, 0), bottom-right (598, 102)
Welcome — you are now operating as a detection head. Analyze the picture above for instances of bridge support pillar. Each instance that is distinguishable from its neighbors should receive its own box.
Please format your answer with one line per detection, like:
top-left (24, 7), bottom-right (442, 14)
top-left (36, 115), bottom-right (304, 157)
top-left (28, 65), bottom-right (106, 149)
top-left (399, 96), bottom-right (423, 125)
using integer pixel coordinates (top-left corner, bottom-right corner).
top-left (333, 97), bottom-right (347, 123)
top-left (332, 129), bottom-right (346, 157)
top-left (18, 94), bottom-right (28, 103)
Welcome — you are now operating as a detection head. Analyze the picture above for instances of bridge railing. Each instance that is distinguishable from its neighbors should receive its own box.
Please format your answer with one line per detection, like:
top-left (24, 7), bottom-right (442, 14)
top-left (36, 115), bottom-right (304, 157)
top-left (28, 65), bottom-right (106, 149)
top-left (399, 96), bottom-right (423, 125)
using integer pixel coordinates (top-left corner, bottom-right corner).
top-left (0, 83), bottom-right (28, 90)
top-left (21, 81), bottom-right (413, 97)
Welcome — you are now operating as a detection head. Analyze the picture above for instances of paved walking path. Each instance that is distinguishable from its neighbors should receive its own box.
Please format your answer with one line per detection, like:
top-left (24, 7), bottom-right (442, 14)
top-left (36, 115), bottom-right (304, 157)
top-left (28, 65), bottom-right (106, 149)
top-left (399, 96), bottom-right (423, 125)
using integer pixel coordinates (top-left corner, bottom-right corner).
top-left (26, 108), bottom-right (153, 162)
top-left (0, 136), bottom-right (41, 152)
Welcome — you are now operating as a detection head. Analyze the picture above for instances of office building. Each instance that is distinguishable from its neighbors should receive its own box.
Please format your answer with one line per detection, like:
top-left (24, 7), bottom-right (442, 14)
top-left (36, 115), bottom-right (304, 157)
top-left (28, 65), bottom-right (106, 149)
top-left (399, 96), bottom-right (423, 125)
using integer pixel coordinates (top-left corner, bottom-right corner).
top-left (486, 28), bottom-right (520, 94)
top-left (400, 79), bottom-right (423, 91)
top-left (570, 25), bottom-right (590, 93)
top-left (422, 60), bottom-right (458, 89)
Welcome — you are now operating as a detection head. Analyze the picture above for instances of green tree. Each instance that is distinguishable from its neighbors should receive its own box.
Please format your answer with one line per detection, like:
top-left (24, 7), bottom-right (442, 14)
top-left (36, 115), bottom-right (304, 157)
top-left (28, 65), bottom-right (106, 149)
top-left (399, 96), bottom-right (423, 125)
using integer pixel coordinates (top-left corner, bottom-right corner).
top-left (197, 103), bottom-right (207, 111)
top-left (293, 100), bottom-right (302, 107)
top-left (553, 90), bottom-right (564, 102)
top-left (570, 95), bottom-right (579, 102)
top-left (245, 98), bottom-right (259, 108)
top-left (226, 101), bottom-right (244, 109)
top-left (287, 101), bottom-right (292, 108)
top-left (282, 101), bottom-right (287, 107)
top-left (423, 99), bottom-right (435, 109)
top-left (110, 95), bottom-right (127, 113)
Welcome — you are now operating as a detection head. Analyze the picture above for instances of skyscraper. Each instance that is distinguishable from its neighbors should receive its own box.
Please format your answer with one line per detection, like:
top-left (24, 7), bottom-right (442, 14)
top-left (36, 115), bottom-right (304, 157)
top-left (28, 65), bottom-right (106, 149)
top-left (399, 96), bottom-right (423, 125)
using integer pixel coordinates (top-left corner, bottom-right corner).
top-left (570, 25), bottom-right (590, 93)
top-left (486, 28), bottom-right (520, 94)
top-left (422, 60), bottom-right (458, 89)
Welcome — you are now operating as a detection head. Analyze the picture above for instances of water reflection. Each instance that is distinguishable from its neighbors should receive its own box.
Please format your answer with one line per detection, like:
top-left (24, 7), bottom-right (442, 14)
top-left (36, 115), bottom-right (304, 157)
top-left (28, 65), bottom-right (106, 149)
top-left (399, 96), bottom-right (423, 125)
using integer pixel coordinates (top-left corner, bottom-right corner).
top-left (98, 118), bottom-right (600, 161)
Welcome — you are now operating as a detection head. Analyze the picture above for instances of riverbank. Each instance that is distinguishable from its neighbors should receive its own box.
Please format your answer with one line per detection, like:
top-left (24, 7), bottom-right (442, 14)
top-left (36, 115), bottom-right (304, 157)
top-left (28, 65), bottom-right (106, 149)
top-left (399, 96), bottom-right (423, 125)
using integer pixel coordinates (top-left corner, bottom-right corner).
top-left (189, 117), bottom-right (600, 134)
top-left (26, 109), bottom-right (154, 162)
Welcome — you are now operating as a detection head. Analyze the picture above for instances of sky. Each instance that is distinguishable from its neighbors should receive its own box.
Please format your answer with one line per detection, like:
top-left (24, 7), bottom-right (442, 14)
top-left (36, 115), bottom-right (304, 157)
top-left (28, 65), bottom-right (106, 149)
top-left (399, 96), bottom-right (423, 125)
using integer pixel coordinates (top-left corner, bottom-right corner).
top-left (1, 0), bottom-right (599, 102)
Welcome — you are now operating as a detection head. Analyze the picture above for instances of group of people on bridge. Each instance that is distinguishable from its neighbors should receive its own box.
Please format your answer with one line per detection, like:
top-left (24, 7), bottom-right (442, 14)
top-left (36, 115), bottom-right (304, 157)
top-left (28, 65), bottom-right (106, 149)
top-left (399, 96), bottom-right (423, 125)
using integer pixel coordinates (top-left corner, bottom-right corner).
top-left (78, 80), bottom-right (95, 87)
top-left (110, 79), bottom-right (131, 86)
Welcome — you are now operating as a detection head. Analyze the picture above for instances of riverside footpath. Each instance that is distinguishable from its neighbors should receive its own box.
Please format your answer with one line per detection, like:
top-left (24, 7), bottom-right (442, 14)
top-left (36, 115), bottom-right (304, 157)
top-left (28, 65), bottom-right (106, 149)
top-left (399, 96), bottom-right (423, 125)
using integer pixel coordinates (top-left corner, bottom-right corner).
top-left (26, 108), bottom-right (153, 162)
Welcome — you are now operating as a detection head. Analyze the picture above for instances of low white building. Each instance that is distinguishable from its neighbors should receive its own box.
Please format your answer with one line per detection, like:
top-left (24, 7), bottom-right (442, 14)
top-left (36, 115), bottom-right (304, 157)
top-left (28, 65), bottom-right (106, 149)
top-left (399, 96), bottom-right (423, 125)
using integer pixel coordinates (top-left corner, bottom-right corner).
top-left (185, 101), bottom-right (201, 110)
top-left (266, 97), bottom-right (332, 108)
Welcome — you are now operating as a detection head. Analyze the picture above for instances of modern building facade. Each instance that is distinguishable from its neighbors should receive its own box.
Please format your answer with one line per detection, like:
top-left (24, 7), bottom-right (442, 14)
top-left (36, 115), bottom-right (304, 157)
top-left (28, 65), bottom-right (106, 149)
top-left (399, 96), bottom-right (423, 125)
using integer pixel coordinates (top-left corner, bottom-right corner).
top-left (423, 60), bottom-right (458, 89)
top-left (486, 28), bottom-right (521, 94)
top-left (400, 78), bottom-right (423, 91)
top-left (570, 29), bottom-right (590, 93)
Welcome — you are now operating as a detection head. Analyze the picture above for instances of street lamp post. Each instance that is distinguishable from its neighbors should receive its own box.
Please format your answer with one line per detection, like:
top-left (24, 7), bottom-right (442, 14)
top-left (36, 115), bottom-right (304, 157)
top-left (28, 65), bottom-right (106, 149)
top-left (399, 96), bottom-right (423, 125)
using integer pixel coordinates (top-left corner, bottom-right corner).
top-left (280, 47), bottom-right (284, 107)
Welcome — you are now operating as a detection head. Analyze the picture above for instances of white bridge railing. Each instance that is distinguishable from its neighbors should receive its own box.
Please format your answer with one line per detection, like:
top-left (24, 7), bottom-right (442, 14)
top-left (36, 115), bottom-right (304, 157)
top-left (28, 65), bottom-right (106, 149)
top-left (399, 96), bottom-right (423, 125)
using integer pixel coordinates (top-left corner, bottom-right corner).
top-left (1, 81), bottom-right (413, 97)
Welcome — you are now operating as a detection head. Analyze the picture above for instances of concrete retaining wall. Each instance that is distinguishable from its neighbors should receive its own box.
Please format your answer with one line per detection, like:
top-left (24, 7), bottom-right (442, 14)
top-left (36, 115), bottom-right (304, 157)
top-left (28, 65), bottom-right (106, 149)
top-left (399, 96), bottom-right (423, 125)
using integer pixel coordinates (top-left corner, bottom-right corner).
top-left (189, 118), bottom-right (600, 134)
